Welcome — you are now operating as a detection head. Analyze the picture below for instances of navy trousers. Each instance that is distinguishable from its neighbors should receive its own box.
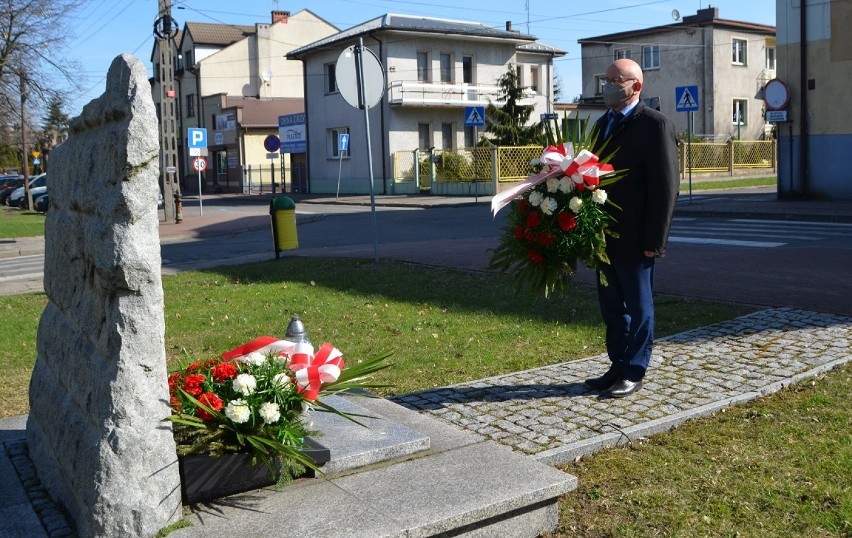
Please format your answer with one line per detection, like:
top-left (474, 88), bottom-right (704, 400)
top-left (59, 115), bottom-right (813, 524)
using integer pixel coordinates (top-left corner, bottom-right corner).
top-left (596, 257), bottom-right (656, 382)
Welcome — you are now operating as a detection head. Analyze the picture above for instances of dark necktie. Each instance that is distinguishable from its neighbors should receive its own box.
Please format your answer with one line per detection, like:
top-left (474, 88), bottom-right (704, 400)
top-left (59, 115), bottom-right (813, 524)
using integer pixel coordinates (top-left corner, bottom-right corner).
top-left (605, 111), bottom-right (624, 138)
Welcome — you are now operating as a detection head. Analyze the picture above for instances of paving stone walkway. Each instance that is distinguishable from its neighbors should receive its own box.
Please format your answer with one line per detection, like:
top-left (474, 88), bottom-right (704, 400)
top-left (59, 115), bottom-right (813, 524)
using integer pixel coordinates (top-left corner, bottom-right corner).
top-left (392, 308), bottom-right (852, 465)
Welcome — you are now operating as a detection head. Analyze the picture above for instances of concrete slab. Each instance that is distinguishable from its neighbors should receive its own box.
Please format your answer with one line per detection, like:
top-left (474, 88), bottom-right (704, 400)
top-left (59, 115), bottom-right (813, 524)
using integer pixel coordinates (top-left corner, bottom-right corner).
top-left (307, 395), bottom-right (430, 475)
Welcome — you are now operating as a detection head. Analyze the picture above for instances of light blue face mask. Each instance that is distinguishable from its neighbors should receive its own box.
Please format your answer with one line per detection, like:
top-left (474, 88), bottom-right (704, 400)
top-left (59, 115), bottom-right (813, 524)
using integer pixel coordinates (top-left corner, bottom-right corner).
top-left (602, 82), bottom-right (634, 108)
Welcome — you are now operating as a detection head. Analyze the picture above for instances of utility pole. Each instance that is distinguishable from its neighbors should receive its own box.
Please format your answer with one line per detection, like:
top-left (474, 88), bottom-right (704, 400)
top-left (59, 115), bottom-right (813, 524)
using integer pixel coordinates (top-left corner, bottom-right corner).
top-left (155, 0), bottom-right (180, 222)
top-left (20, 71), bottom-right (32, 211)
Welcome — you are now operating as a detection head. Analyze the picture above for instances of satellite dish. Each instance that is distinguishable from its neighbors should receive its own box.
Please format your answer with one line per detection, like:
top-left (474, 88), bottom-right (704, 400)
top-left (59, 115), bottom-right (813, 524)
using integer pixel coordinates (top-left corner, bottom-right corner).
top-left (672, 9), bottom-right (680, 20)
top-left (261, 69), bottom-right (273, 83)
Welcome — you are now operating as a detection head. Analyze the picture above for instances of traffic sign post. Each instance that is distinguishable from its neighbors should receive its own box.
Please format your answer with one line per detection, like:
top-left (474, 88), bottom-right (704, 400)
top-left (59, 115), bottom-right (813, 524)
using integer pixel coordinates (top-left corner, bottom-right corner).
top-left (464, 107), bottom-right (486, 203)
top-left (675, 85), bottom-right (700, 203)
top-left (336, 133), bottom-right (350, 199)
top-left (192, 157), bottom-right (207, 216)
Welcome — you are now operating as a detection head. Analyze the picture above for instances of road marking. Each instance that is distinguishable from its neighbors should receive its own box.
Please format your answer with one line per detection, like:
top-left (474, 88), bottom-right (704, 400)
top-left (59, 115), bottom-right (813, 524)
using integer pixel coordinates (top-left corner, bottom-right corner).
top-left (668, 236), bottom-right (786, 248)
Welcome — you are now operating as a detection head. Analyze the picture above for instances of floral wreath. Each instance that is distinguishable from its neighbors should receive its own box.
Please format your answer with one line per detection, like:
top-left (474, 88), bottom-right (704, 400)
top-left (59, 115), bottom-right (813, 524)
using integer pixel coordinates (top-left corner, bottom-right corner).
top-left (489, 121), bottom-right (624, 297)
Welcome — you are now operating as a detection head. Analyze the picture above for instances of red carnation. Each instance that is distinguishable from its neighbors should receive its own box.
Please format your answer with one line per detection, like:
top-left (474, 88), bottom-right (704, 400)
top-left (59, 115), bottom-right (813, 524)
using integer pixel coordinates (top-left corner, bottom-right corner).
top-left (514, 226), bottom-right (524, 240)
top-left (196, 392), bottom-right (224, 421)
top-left (539, 231), bottom-right (555, 246)
top-left (211, 361), bottom-right (239, 383)
top-left (186, 361), bottom-right (202, 372)
top-left (557, 212), bottom-right (577, 232)
top-left (183, 373), bottom-right (206, 396)
top-left (525, 211), bottom-right (541, 228)
top-left (527, 249), bottom-right (545, 264)
top-left (524, 229), bottom-right (538, 243)
top-left (517, 199), bottom-right (530, 213)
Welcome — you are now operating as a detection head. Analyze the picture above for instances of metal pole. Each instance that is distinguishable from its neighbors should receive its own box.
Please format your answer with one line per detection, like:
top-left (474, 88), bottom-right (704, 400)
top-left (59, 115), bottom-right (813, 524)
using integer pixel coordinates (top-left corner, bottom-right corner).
top-left (474, 125), bottom-right (478, 204)
top-left (336, 146), bottom-right (343, 199)
top-left (357, 38), bottom-right (380, 263)
top-left (688, 111), bottom-right (693, 203)
top-left (197, 164), bottom-right (203, 215)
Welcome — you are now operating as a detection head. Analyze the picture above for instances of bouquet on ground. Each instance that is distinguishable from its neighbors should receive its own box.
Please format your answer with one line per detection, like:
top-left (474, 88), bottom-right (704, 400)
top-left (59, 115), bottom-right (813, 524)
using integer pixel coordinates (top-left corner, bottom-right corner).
top-left (168, 336), bottom-right (392, 475)
top-left (489, 119), bottom-right (625, 297)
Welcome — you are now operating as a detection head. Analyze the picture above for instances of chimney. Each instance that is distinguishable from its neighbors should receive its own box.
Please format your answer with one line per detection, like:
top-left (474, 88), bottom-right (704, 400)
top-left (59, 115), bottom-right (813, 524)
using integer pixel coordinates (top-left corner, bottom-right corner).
top-left (506, 21), bottom-right (512, 32)
top-left (272, 10), bottom-right (290, 24)
top-left (683, 6), bottom-right (719, 24)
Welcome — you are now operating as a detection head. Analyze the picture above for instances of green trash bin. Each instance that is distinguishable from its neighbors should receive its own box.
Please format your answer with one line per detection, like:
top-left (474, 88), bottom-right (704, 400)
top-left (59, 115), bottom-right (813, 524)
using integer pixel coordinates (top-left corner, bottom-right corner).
top-left (270, 196), bottom-right (298, 259)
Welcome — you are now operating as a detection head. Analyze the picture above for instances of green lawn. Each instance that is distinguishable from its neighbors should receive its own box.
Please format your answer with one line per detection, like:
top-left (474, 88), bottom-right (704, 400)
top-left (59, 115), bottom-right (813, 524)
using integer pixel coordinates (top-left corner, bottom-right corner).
top-left (0, 207), bottom-right (45, 238)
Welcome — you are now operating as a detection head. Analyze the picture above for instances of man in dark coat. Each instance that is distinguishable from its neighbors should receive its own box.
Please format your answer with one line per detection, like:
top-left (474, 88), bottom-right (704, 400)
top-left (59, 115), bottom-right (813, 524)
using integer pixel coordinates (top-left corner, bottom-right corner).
top-left (585, 58), bottom-right (680, 397)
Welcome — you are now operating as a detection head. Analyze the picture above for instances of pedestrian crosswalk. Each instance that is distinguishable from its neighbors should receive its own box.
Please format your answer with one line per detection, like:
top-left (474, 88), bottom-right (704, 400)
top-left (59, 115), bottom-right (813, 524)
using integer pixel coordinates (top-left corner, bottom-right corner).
top-left (669, 218), bottom-right (852, 248)
top-left (0, 254), bottom-right (43, 283)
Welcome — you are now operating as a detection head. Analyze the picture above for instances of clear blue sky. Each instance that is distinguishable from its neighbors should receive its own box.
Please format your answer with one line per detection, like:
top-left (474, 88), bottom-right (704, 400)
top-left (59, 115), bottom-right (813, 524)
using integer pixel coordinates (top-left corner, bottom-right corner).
top-left (65, 0), bottom-right (775, 117)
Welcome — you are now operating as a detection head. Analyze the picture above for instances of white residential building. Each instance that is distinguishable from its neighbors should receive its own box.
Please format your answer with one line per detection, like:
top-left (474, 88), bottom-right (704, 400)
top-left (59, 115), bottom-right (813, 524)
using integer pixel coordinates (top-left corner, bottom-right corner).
top-left (287, 14), bottom-right (564, 195)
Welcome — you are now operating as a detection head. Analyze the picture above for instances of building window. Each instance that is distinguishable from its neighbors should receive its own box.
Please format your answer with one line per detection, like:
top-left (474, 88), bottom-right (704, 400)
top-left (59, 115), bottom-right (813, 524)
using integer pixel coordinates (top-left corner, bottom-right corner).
top-left (462, 55), bottom-right (473, 84)
top-left (530, 66), bottom-right (539, 92)
top-left (594, 74), bottom-right (607, 95)
top-left (441, 123), bottom-right (453, 149)
top-left (329, 127), bottom-right (350, 158)
top-left (325, 63), bottom-right (337, 93)
top-left (464, 126), bottom-right (475, 148)
top-left (732, 38), bottom-right (747, 65)
top-left (418, 123), bottom-right (431, 150)
top-left (765, 46), bottom-right (776, 70)
top-left (641, 45), bottom-right (660, 70)
top-left (732, 99), bottom-right (747, 126)
top-left (185, 94), bottom-right (195, 118)
top-left (614, 48), bottom-right (631, 60)
top-left (516, 65), bottom-right (523, 87)
top-left (184, 50), bottom-right (194, 67)
top-left (440, 53), bottom-right (452, 83)
top-left (417, 52), bottom-right (429, 82)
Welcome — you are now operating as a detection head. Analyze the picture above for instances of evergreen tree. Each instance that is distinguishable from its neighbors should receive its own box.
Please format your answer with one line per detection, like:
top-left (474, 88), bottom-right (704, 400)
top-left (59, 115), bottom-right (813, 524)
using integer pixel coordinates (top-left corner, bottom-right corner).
top-left (41, 96), bottom-right (69, 150)
top-left (483, 64), bottom-right (541, 146)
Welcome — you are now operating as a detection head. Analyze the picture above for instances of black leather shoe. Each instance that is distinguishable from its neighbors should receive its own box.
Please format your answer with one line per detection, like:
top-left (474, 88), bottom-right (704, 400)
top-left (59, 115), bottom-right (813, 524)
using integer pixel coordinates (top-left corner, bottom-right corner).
top-left (605, 378), bottom-right (643, 398)
top-left (584, 370), bottom-right (619, 391)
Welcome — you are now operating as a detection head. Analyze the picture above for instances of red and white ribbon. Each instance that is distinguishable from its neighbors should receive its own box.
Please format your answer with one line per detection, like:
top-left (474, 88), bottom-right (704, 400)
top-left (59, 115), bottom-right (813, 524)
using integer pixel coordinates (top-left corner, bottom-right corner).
top-left (490, 143), bottom-right (574, 217)
top-left (288, 342), bottom-right (345, 401)
top-left (562, 149), bottom-right (614, 191)
top-left (490, 144), bottom-right (613, 216)
top-left (221, 336), bottom-right (297, 361)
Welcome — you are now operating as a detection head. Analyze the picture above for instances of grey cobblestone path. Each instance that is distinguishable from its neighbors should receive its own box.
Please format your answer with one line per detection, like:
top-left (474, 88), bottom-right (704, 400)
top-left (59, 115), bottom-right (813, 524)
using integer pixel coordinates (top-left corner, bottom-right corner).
top-left (391, 308), bottom-right (852, 465)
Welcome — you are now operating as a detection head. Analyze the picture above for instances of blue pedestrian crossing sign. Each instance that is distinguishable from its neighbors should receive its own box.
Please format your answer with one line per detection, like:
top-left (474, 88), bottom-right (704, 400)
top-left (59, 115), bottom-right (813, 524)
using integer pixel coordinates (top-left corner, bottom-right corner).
top-left (464, 106), bottom-right (485, 127)
top-left (675, 86), bottom-right (699, 112)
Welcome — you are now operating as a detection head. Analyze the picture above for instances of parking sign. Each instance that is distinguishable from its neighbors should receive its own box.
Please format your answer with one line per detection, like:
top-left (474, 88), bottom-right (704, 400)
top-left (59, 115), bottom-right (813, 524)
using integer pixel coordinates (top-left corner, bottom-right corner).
top-left (188, 128), bottom-right (207, 149)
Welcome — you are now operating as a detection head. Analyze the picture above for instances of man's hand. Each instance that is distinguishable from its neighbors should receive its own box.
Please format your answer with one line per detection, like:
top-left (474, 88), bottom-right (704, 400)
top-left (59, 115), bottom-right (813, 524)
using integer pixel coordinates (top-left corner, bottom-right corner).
top-left (643, 250), bottom-right (656, 258)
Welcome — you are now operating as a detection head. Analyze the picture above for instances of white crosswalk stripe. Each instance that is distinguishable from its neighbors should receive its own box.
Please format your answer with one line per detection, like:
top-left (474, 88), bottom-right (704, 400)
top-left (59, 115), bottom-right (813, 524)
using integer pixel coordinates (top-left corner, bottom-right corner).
top-left (670, 218), bottom-right (852, 248)
top-left (0, 255), bottom-right (44, 282)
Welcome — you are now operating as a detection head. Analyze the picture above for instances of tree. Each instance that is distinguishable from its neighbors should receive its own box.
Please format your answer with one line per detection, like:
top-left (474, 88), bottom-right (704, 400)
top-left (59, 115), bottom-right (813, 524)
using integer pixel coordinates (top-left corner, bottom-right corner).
top-left (37, 95), bottom-right (69, 172)
top-left (1, 0), bottom-right (85, 109)
top-left (483, 64), bottom-right (541, 146)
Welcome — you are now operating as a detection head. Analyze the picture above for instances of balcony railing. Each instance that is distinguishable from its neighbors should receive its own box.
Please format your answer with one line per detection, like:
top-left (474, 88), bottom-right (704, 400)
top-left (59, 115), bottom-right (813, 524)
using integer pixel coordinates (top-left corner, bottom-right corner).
top-left (387, 81), bottom-right (537, 107)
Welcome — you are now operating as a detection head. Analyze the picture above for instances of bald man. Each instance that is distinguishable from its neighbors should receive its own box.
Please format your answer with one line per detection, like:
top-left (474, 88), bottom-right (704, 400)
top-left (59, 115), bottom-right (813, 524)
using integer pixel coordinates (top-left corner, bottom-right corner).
top-left (585, 59), bottom-right (679, 398)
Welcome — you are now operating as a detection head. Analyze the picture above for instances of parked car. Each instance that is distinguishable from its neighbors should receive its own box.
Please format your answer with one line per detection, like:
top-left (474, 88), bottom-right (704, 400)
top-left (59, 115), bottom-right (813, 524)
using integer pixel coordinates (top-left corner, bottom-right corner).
top-left (7, 174), bottom-right (47, 208)
top-left (19, 185), bottom-right (48, 209)
top-left (34, 193), bottom-right (49, 213)
top-left (0, 177), bottom-right (25, 206)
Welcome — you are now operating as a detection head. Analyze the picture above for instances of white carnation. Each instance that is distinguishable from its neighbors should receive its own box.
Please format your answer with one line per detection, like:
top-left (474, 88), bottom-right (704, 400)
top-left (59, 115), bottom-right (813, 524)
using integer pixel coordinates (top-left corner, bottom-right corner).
top-left (569, 196), bottom-right (583, 212)
top-left (240, 351), bottom-right (267, 367)
top-left (272, 372), bottom-right (292, 389)
top-left (592, 189), bottom-right (608, 204)
top-left (232, 373), bottom-right (257, 396)
top-left (528, 190), bottom-right (544, 207)
top-left (540, 197), bottom-right (558, 215)
top-left (557, 177), bottom-right (573, 193)
top-left (545, 177), bottom-right (559, 193)
top-left (259, 402), bottom-right (281, 424)
top-left (225, 399), bottom-right (251, 423)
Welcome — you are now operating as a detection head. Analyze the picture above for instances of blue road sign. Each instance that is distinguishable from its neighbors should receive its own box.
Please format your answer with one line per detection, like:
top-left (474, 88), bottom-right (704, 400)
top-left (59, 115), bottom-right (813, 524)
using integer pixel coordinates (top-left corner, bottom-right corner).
top-left (188, 127), bottom-right (208, 148)
top-left (675, 86), bottom-right (699, 112)
top-left (338, 133), bottom-right (350, 152)
top-left (464, 106), bottom-right (485, 127)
